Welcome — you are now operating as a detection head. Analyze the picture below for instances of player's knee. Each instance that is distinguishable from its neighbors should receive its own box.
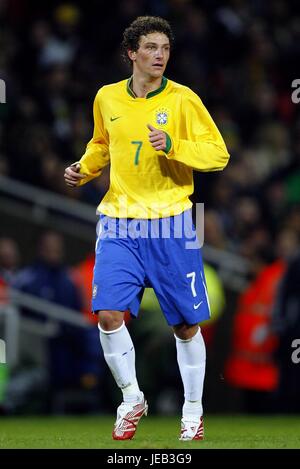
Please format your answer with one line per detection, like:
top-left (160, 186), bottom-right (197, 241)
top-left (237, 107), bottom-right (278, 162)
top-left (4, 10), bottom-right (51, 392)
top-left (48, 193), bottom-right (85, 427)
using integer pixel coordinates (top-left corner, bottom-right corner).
top-left (97, 310), bottom-right (124, 331)
top-left (173, 323), bottom-right (199, 340)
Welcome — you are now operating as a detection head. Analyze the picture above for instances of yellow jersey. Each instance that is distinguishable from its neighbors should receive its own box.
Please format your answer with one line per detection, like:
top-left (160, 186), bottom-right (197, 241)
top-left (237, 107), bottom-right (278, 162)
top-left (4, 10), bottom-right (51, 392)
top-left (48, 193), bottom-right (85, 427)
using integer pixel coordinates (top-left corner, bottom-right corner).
top-left (77, 77), bottom-right (230, 218)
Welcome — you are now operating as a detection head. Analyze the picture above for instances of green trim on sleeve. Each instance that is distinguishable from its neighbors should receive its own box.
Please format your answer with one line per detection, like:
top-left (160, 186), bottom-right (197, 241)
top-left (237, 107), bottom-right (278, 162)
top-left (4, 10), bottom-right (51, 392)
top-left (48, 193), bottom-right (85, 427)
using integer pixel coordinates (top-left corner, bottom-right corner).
top-left (164, 132), bottom-right (172, 153)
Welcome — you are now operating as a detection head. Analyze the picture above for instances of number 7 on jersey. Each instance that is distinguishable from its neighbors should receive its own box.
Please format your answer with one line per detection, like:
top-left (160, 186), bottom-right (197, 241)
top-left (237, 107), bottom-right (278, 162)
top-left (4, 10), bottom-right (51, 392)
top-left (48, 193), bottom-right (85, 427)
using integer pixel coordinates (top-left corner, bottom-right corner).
top-left (131, 140), bottom-right (143, 165)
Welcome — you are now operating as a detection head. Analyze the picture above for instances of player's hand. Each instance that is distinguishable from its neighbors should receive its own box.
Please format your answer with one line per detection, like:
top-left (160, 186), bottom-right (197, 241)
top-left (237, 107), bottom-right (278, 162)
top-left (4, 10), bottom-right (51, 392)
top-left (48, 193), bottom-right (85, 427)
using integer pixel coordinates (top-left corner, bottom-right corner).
top-left (64, 163), bottom-right (86, 187)
top-left (147, 124), bottom-right (167, 151)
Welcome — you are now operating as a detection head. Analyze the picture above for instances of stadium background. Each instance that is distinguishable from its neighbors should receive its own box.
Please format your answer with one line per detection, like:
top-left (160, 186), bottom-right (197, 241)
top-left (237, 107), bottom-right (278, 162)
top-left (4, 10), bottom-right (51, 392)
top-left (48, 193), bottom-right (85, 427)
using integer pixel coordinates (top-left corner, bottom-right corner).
top-left (0, 0), bottom-right (300, 426)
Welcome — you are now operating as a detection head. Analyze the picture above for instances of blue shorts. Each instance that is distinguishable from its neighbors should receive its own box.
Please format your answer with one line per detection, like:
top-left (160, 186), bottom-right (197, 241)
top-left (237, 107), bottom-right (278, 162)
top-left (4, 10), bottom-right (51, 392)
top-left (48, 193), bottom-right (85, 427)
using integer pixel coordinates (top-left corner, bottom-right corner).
top-left (92, 210), bottom-right (210, 326)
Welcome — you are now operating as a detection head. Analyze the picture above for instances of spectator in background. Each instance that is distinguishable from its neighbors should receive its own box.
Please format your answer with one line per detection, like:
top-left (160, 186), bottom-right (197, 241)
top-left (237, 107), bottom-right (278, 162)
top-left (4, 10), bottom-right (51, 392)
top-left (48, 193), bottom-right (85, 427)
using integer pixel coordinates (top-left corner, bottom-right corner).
top-left (0, 237), bottom-right (20, 284)
top-left (224, 228), bottom-right (299, 413)
top-left (12, 231), bottom-right (104, 413)
top-left (13, 231), bottom-right (81, 313)
top-left (38, 4), bottom-right (80, 68)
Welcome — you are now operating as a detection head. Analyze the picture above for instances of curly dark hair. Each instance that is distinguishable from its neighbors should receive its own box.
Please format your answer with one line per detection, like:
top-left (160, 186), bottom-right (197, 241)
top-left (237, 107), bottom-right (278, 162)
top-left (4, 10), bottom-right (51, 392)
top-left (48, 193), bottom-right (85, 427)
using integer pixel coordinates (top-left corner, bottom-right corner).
top-left (121, 16), bottom-right (174, 64)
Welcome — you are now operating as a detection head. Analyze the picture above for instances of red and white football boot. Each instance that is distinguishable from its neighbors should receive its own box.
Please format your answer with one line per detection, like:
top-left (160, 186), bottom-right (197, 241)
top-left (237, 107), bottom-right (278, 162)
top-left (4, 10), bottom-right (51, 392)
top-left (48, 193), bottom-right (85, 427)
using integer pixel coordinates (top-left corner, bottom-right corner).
top-left (112, 395), bottom-right (148, 440)
top-left (179, 416), bottom-right (204, 441)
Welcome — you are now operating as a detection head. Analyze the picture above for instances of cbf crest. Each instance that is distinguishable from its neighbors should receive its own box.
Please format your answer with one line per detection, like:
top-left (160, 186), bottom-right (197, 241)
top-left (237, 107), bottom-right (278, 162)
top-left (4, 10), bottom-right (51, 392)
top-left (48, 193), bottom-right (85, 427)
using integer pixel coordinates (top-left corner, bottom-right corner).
top-left (155, 108), bottom-right (170, 126)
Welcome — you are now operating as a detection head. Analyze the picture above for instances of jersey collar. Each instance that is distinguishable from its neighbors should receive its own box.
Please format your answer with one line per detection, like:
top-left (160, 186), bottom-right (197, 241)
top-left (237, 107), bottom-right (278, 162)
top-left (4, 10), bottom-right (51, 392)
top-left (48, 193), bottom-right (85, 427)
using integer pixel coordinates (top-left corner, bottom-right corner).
top-left (127, 76), bottom-right (168, 99)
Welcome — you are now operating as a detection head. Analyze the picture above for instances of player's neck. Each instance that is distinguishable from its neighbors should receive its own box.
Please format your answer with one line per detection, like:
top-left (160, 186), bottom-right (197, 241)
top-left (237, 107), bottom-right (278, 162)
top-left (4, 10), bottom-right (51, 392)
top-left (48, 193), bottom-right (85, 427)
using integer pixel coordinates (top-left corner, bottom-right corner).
top-left (131, 73), bottom-right (163, 98)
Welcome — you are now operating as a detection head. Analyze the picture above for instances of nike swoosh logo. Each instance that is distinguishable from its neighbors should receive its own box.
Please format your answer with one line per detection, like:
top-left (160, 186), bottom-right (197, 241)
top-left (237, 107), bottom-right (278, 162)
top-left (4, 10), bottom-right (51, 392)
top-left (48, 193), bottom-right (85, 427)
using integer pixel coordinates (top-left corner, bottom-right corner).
top-left (110, 116), bottom-right (122, 122)
top-left (193, 301), bottom-right (203, 310)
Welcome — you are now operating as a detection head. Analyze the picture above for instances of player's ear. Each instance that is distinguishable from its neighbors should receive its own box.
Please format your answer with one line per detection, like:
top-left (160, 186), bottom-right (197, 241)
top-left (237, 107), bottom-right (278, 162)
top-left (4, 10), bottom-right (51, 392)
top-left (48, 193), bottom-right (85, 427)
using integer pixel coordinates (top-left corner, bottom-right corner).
top-left (128, 50), bottom-right (136, 62)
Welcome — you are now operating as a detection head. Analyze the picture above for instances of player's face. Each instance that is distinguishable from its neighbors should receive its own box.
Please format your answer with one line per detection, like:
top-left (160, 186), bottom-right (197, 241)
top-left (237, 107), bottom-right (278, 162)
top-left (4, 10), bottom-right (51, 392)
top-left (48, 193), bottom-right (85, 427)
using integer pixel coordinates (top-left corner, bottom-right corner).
top-left (130, 32), bottom-right (170, 79)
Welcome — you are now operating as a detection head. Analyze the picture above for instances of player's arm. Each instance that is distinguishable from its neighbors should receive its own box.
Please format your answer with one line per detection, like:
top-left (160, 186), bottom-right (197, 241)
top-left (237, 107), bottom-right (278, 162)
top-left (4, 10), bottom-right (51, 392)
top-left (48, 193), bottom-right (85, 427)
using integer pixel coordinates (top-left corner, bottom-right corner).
top-left (64, 90), bottom-right (110, 187)
top-left (148, 89), bottom-right (229, 171)
top-left (168, 90), bottom-right (229, 171)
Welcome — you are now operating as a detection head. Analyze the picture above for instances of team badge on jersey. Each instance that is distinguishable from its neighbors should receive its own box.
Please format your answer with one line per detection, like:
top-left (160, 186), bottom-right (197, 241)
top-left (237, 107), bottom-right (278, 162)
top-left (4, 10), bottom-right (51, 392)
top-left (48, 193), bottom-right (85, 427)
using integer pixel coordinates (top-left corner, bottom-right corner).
top-left (155, 108), bottom-right (169, 126)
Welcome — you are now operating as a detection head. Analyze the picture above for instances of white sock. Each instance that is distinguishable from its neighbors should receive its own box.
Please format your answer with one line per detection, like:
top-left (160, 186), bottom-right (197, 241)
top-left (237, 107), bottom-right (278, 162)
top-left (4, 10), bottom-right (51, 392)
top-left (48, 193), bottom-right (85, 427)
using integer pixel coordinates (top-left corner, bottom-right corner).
top-left (175, 327), bottom-right (206, 419)
top-left (98, 321), bottom-right (142, 403)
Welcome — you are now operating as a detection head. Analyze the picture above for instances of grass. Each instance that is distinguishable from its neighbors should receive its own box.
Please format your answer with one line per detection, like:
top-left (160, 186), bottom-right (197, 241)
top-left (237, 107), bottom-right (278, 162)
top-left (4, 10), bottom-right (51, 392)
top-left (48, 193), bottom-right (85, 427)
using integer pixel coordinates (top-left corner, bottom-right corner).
top-left (0, 415), bottom-right (300, 449)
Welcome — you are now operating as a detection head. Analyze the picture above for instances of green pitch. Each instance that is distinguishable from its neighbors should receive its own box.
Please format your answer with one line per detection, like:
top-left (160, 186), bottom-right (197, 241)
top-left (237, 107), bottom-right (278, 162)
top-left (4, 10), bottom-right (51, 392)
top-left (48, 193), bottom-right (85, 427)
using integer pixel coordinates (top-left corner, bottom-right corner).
top-left (0, 415), bottom-right (299, 449)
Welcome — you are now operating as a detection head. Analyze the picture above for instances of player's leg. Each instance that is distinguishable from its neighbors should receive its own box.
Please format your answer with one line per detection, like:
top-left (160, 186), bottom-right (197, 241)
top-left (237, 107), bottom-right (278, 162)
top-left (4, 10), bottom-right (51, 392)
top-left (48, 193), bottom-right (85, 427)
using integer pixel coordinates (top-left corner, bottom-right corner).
top-left (98, 309), bottom-right (142, 403)
top-left (145, 210), bottom-right (209, 440)
top-left (93, 217), bottom-right (147, 439)
top-left (98, 309), bottom-right (148, 440)
top-left (173, 322), bottom-right (206, 441)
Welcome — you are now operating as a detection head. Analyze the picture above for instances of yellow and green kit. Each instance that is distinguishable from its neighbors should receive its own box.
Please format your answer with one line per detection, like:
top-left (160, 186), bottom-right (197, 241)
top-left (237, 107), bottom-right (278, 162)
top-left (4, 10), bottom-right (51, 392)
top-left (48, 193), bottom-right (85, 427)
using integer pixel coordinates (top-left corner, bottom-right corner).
top-left (78, 77), bottom-right (230, 218)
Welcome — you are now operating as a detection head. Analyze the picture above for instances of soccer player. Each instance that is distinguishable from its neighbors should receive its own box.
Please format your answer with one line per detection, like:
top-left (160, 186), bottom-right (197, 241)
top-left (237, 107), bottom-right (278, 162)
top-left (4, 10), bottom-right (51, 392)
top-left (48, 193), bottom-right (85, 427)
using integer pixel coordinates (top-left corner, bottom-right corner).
top-left (64, 16), bottom-right (229, 441)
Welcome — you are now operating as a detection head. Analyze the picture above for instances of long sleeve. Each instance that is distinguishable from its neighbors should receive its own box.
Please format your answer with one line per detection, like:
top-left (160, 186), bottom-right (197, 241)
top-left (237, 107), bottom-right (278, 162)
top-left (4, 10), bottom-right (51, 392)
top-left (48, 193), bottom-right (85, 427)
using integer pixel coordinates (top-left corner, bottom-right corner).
top-left (77, 90), bottom-right (110, 185)
top-left (165, 89), bottom-right (230, 171)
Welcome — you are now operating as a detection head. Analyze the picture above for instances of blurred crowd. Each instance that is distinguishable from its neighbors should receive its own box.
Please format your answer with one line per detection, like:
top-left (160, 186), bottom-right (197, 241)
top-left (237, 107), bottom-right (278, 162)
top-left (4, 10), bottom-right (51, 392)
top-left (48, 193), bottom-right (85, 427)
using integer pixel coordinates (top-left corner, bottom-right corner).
top-left (1, 0), bottom-right (300, 414)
